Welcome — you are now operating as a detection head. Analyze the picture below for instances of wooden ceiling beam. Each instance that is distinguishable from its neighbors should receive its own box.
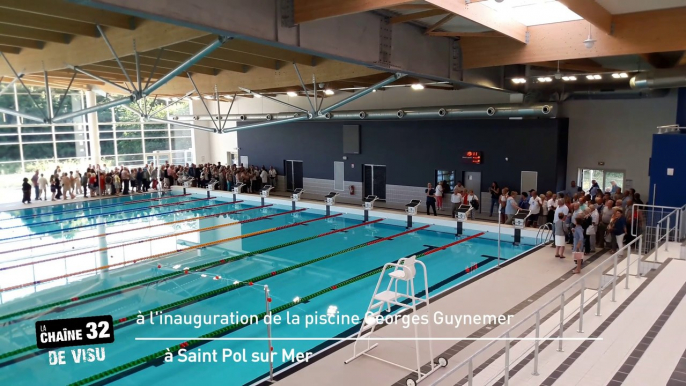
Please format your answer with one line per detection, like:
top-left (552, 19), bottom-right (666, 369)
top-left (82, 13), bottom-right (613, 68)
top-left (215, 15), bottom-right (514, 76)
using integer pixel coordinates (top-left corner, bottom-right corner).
top-left (529, 61), bottom-right (617, 73)
top-left (424, 14), bottom-right (455, 34)
top-left (191, 35), bottom-right (317, 66)
top-left (0, 24), bottom-right (69, 44)
top-left (164, 41), bottom-right (278, 70)
top-left (390, 9), bottom-right (449, 24)
top-left (424, 0), bottom-right (528, 43)
top-left (293, 0), bottom-right (412, 23)
top-left (0, 35), bottom-right (43, 49)
top-left (0, 0), bottom-right (135, 30)
top-left (112, 57), bottom-right (218, 76)
top-left (0, 10), bottom-right (99, 37)
top-left (389, 4), bottom-right (438, 11)
top-left (0, 44), bottom-right (20, 54)
top-left (427, 31), bottom-right (504, 37)
top-left (138, 49), bottom-right (246, 73)
top-left (460, 7), bottom-right (686, 69)
top-left (557, 0), bottom-right (613, 35)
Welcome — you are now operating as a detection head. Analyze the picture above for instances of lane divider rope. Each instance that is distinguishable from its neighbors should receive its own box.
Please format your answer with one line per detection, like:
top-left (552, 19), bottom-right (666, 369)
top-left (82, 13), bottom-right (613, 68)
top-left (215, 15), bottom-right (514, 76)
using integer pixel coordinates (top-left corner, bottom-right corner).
top-left (0, 219), bottom-right (406, 362)
top-left (64, 231), bottom-right (484, 386)
top-left (0, 200), bottom-right (245, 257)
top-left (0, 193), bottom-right (189, 222)
top-left (0, 197), bottom-right (222, 243)
top-left (0, 196), bottom-right (210, 230)
top-left (0, 208), bottom-right (308, 292)
top-left (0, 214), bottom-right (354, 321)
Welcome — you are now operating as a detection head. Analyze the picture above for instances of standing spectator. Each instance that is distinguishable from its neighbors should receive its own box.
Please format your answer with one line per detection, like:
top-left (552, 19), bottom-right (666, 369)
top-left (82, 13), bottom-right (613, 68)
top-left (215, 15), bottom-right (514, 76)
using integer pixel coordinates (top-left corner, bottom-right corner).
top-left (55, 174), bottom-right (63, 200)
top-left (489, 182), bottom-right (500, 217)
top-left (260, 167), bottom-right (269, 188)
top-left (455, 181), bottom-right (466, 196)
top-left (81, 170), bottom-right (88, 198)
top-left (527, 190), bottom-right (541, 227)
top-left (567, 180), bottom-right (579, 199)
top-left (499, 187), bottom-right (509, 224)
top-left (136, 168), bottom-right (143, 192)
top-left (587, 205), bottom-right (598, 253)
top-left (610, 181), bottom-right (620, 194)
top-left (38, 173), bottom-right (48, 200)
top-left (151, 165), bottom-right (159, 190)
top-left (611, 209), bottom-right (627, 256)
top-left (114, 172), bottom-right (121, 195)
top-left (572, 215), bottom-right (585, 274)
top-left (546, 191), bottom-right (556, 225)
top-left (88, 172), bottom-right (97, 197)
top-left (105, 173), bottom-right (113, 195)
top-left (504, 190), bottom-right (520, 225)
top-left (31, 170), bottom-right (40, 201)
top-left (62, 172), bottom-right (74, 199)
top-left (435, 181), bottom-right (444, 211)
top-left (22, 177), bottom-right (31, 204)
top-left (143, 166), bottom-right (151, 192)
top-left (589, 180), bottom-right (600, 197)
top-left (598, 199), bottom-right (614, 249)
top-left (554, 212), bottom-right (566, 259)
top-left (450, 186), bottom-right (463, 218)
top-left (425, 183), bottom-right (437, 216)
top-left (466, 189), bottom-right (478, 219)
top-left (98, 172), bottom-right (106, 196)
top-left (50, 175), bottom-right (57, 200)
top-left (268, 166), bottom-right (277, 187)
top-left (121, 168), bottom-right (130, 195)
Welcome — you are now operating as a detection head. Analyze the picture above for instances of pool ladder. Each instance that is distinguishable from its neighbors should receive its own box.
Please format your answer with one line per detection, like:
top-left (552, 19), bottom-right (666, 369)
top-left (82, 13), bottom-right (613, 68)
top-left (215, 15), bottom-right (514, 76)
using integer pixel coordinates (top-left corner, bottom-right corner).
top-left (344, 255), bottom-right (447, 386)
top-left (536, 222), bottom-right (554, 245)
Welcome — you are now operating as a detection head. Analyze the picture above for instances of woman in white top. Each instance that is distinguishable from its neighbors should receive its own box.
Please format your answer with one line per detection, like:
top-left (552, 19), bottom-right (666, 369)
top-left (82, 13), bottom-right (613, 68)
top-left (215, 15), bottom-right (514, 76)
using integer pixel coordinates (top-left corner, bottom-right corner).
top-left (466, 190), bottom-right (478, 219)
top-left (435, 182), bottom-right (444, 211)
top-left (499, 187), bottom-right (509, 224)
top-left (450, 187), bottom-right (462, 218)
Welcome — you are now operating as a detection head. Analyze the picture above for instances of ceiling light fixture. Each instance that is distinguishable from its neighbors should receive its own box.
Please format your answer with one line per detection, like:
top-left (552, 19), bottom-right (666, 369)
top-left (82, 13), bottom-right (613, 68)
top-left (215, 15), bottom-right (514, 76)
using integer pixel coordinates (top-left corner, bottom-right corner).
top-left (583, 23), bottom-right (596, 49)
top-left (511, 78), bottom-right (526, 84)
top-left (612, 72), bottom-right (628, 78)
top-left (411, 83), bottom-right (424, 90)
top-left (203, 95), bottom-right (214, 99)
top-left (254, 94), bottom-right (262, 98)
top-left (286, 91), bottom-right (298, 97)
top-left (586, 74), bottom-right (602, 80)
top-left (562, 76), bottom-right (577, 81)
top-left (537, 77), bottom-right (552, 82)
top-left (324, 89), bottom-right (334, 95)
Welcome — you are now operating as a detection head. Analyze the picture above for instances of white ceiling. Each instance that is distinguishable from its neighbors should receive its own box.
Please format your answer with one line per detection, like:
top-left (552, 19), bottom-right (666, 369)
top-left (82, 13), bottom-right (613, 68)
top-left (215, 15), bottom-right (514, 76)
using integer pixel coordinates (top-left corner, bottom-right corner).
top-left (596, 0), bottom-right (686, 14)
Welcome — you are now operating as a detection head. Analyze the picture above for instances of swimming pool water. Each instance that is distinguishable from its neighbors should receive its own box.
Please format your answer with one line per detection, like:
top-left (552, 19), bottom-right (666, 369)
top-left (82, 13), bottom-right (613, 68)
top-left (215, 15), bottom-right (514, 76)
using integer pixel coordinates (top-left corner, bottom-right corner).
top-left (0, 193), bottom-right (536, 386)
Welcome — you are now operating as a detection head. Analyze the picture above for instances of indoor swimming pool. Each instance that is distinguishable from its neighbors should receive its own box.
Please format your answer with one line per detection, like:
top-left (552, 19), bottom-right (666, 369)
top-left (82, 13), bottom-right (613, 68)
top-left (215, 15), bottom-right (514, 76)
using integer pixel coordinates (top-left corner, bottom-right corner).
top-left (0, 192), bottom-right (537, 386)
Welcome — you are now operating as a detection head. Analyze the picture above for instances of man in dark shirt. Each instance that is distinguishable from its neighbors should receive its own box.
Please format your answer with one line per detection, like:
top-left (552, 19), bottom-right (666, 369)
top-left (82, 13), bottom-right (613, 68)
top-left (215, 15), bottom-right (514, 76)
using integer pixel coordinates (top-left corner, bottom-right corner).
top-left (612, 209), bottom-right (627, 255)
top-left (425, 183), bottom-right (437, 216)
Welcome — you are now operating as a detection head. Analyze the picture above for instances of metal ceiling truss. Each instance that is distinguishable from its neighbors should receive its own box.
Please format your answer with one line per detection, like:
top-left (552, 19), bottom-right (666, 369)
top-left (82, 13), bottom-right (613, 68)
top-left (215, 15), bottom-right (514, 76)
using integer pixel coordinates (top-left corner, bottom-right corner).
top-left (0, 26), bottom-right (228, 124)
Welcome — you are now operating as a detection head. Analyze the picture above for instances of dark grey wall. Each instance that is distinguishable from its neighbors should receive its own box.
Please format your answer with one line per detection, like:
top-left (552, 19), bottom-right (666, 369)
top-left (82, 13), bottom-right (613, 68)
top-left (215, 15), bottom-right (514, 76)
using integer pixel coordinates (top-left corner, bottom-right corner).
top-left (237, 118), bottom-right (569, 193)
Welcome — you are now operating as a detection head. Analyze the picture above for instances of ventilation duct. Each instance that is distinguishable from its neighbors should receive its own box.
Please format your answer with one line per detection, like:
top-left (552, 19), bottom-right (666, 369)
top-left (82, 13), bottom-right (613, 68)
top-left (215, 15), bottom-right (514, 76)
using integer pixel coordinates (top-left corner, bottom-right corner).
top-left (630, 68), bottom-right (686, 89)
top-left (171, 103), bottom-right (555, 123)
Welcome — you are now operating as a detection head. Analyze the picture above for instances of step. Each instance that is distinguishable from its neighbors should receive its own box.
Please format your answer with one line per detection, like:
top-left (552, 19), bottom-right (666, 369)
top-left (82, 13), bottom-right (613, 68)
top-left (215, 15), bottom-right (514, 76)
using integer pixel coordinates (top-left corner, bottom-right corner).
top-left (548, 259), bottom-right (686, 385)
top-left (618, 271), bottom-right (686, 386)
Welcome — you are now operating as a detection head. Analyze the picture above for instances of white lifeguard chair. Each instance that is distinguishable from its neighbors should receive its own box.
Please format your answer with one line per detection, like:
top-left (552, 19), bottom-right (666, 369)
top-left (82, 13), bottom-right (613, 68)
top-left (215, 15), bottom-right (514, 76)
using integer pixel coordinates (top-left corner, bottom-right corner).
top-left (345, 255), bottom-right (447, 386)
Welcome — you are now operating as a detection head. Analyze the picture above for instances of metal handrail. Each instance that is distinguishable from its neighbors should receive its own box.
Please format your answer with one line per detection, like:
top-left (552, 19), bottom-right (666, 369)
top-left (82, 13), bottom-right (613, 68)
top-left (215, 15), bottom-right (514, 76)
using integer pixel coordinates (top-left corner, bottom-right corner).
top-left (431, 232), bottom-right (650, 386)
top-left (535, 223), bottom-right (553, 245)
top-left (654, 207), bottom-right (681, 261)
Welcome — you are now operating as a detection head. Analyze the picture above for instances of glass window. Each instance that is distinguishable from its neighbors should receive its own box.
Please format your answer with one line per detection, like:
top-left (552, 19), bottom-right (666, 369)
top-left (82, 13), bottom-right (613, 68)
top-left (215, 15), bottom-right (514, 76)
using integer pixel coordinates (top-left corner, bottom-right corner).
top-left (0, 93), bottom-right (18, 124)
top-left (170, 129), bottom-right (192, 137)
top-left (96, 97), bottom-right (113, 122)
top-left (56, 133), bottom-right (76, 141)
top-left (145, 138), bottom-right (169, 152)
top-left (22, 134), bottom-right (53, 143)
top-left (100, 140), bottom-right (115, 155)
top-left (99, 124), bottom-right (114, 132)
top-left (435, 170), bottom-right (455, 190)
top-left (0, 162), bottom-right (22, 175)
top-left (0, 145), bottom-right (21, 161)
top-left (171, 137), bottom-right (192, 150)
top-left (23, 143), bottom-right (55, 160)
top-left (144, 131), bottom-right (167, 138)
top-left (114, 105), bottom-right (140, 122)
top-left (16, 86), bottom-right (48, 118)
top-left (117, 139), bottom-right (143, 154)
top-left (116, 124), bottom-right (142, 138)
top-left (56, 142), bottom-right (77, 158)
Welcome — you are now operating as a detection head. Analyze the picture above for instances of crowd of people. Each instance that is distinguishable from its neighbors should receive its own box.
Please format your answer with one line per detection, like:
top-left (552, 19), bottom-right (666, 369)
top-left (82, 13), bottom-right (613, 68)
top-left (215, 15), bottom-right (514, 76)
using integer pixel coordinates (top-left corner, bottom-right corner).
top-left (20, 162), bottom-right (279, 204)
top-left (422, 178), bottom-right (642, 275)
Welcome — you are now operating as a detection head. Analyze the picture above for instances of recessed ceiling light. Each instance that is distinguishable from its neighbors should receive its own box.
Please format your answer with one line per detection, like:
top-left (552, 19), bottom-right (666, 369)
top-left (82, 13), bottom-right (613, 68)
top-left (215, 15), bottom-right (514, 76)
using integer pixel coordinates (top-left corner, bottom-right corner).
top-left (537, 77), bottom-right (552, 82)
top-left (324, 89), bottom-right (334, 95)
top-left (562, 76), bottom-right (577, 81)
top-left (614, 73), bottom-right (628, 78)
top-left (411, 84), bottom-right (424, 90)
top-left (612, 73), bottom-right (620, 79)
top-left (286, 91), bottom-right (298, 97)
top-left (511, 78), bottom-right (526, 84)
top-left (594, 74), bottom-right (602, 80)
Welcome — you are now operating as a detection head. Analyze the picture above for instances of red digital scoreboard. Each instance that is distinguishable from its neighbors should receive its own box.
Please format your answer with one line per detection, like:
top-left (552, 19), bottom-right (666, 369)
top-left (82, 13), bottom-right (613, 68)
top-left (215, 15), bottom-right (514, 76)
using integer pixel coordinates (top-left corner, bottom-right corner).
top-left (462, 151), bottom-right (482, 164)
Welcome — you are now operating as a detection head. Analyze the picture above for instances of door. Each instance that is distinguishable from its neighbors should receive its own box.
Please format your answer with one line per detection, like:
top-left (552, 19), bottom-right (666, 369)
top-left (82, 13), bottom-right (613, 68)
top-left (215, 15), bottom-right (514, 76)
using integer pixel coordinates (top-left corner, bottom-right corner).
top-left (463, 171), bottom-right (481, 195)
top-left (363, 164), bottom-right (386, 200)
top-left (227, 152), bottom-right (237, 166)
top-left (521, 171), bottom-right (538, 194)
top-left (284, 160), bottom-right (303, 192)
top-left (578, 168), bottom-right (625, 194)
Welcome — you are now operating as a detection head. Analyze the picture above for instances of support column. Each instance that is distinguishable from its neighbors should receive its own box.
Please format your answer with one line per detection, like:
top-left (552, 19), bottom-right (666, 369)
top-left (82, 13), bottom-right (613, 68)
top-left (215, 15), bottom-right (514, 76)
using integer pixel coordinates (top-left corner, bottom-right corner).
top-left (85, 91), bottom-right (102, 165)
